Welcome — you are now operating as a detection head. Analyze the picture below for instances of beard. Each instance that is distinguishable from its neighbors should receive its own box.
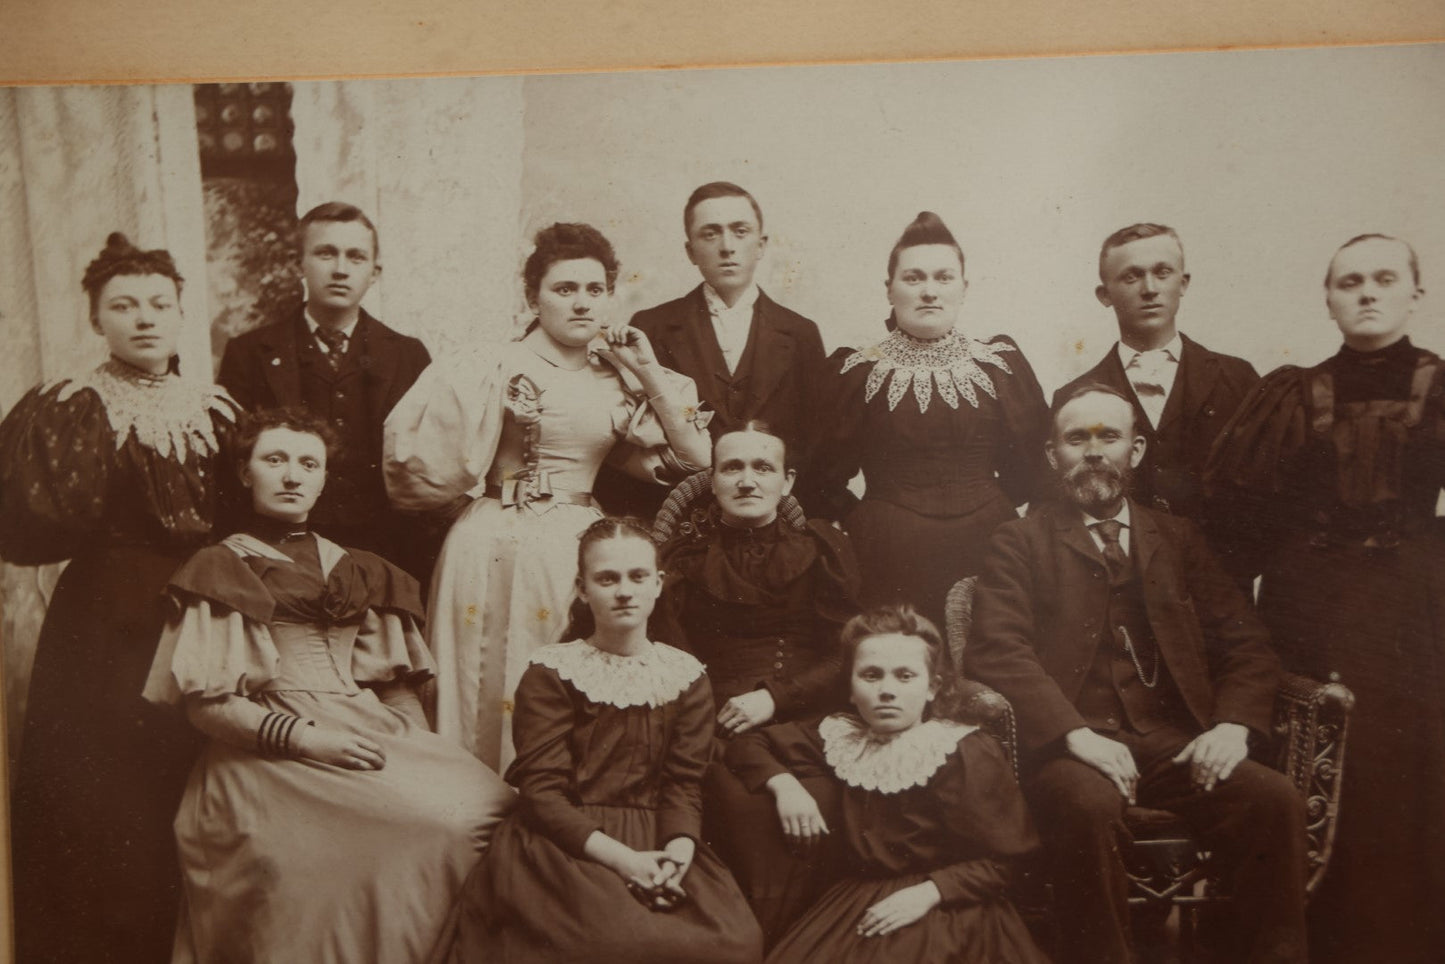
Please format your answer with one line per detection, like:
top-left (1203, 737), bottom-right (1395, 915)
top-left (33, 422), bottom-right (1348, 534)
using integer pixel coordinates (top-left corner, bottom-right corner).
top-left (1060, 459), bottom-right (1130, 512)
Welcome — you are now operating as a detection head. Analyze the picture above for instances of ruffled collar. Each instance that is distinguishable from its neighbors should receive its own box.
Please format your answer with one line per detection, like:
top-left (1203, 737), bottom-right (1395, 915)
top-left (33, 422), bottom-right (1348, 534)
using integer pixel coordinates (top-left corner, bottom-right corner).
top-left (53, 358), bottom-right (236, 458)
top-left (840, 329), bottom-right (1015, 412)
top-left (532, 640), bottom-right (704, 708)
top-left (819, 713), bottom-right (978, 794)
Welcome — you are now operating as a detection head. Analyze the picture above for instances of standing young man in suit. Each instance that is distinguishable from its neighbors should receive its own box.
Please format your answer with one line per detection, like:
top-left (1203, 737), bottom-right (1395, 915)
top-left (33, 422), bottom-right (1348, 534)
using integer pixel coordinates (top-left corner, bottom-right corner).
top-left (595, 182), bottom-right (828, 520)
top-left (1054, 224), bottom-right (1258, 578)
top-left (967, 384), bottom-right (1306, 964)
top-left (218, 202), bottom-right (433, 575)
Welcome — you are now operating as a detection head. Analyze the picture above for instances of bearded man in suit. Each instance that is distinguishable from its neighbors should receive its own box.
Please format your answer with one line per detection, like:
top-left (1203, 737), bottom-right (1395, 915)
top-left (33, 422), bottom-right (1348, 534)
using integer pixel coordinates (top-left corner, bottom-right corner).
top-left (594, 182), bottom-right (828, 520)
top-left (966, 384), bottom-right (1307, 964)
top-left (218, 202), bottom-right (433, 575)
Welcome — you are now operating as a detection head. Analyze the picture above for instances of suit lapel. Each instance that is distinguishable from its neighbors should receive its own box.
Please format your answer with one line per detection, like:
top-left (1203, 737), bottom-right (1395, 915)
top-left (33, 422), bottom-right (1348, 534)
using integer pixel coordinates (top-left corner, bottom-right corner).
top-left (736, 291), bottom-right (795, 409)
top-left (665, 286), bottom-right (720, 385)
top-left (355, 311), bottom-right (399, 424)
top-left (1157, 334), bottom-right (1216, 435)
top-left (260, 314), bottom-right (306, 406)
top-left (1054, 505), bottom-right (1107, 570)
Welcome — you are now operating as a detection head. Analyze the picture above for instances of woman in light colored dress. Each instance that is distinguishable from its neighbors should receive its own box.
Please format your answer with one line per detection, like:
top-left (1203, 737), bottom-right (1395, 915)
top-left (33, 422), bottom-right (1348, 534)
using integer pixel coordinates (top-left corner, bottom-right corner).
top-left (144, 409), bottom-right (513, 964)
top-left (384, 222), bottom-right (712, 768)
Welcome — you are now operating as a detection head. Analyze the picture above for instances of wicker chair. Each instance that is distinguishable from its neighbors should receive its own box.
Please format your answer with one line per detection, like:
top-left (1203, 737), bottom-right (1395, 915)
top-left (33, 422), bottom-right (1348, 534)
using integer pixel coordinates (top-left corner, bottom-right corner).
top-left (944, 575), bottom-right (1354, 955)
top-left (651, 468), bottom-right (808, 544)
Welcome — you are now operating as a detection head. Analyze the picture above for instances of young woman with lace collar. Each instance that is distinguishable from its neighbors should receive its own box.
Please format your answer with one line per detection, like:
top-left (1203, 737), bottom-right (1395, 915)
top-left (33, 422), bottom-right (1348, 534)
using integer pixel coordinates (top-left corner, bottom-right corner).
top-left (383, 223), bottom-right (711, 771)
top-left (452, 517), bottom-right (762, 964)
top-left (811, 212), bottom-right (1050, 635)
top-left (0, 233), bottom-right (239, 963)
top-left (726, 604), bottom-right (1045, 964)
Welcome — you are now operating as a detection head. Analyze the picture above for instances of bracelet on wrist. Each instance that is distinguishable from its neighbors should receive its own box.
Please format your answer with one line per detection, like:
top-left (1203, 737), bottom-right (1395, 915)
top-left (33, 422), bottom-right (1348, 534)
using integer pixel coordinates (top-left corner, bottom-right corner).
top-left (257, 711), bottom-right (315, 758)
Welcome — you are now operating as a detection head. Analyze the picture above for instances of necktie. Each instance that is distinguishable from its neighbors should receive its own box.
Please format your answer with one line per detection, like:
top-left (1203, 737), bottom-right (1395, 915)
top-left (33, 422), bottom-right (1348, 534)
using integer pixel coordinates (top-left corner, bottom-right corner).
top-left (315, 326), bottom-right (348, 370)
top-left (1092, 519), bottom-right (1127, 578)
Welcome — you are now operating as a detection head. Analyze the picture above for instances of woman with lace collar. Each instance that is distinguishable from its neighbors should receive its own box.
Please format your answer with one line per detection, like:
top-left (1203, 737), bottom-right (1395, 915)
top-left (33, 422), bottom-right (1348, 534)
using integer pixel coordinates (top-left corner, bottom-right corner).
top-left (383, 223), bottom-right (711, 771)
top-left (726, 604), bottom-right (1045, 964)
top-left (0, 233), bottom-right (239, 963)
top-left (811, 212), bottom-right (1050, 635)
top-left (451, 517), bottom-right (762, 963)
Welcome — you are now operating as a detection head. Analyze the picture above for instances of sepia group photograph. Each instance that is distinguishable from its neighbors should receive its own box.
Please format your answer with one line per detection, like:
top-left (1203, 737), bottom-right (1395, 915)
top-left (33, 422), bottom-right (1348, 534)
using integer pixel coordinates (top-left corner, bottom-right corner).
top-left (2, 4), bottom-right (1444, 961)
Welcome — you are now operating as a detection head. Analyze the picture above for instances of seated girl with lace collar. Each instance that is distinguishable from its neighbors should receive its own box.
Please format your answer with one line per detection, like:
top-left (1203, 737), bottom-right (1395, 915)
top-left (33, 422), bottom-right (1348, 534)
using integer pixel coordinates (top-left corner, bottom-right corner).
top-left (451, 517), bottom-right (763, 964)
top-left (725, 604), bottom-right (1047, 964)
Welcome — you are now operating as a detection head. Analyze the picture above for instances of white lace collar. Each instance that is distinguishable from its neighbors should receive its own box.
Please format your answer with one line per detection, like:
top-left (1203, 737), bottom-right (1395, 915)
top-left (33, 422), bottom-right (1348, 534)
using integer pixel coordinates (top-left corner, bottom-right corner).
top-left (819, 713), bottom-right (978, 794)
top-left (53, 359), bottom-right (235, 458)
top-left (840, 329), bottom-right (1015, 413)
top-left (532, 640), bottom-right (704, 708)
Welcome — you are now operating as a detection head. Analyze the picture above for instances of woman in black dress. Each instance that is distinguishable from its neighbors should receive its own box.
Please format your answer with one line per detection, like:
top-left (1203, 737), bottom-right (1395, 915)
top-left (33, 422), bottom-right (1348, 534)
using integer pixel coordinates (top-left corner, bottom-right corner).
top-left (1207, 233), bottom-right (1445, 964)
top-left (0, 234), bottom-right (239, 963)
top-left (814, 212), bottom-right (1049, 631)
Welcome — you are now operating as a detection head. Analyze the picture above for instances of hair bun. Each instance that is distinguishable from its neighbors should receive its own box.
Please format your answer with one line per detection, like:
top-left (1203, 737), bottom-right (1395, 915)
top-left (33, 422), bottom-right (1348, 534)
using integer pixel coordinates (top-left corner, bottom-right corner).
top-left (105, 232), bottom-right (137, 253)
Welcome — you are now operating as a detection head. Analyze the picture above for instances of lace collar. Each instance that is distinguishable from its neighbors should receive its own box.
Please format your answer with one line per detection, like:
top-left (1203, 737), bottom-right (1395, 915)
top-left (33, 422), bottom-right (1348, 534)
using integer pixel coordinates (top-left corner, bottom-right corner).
top-left (840, 329), bottom-right (1015, 413)
top-left (819, 713), bottom-right (978, 794)
top-left (531, 640), bottom-right (704, 708)
top-left (53, 358), bottom-right (236, 458)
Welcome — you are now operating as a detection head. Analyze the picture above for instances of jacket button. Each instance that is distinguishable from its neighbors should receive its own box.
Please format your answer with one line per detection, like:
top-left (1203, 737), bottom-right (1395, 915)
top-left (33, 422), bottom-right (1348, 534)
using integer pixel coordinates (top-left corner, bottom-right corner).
top-left (774, 662), bottom-right (783, 670)
top-left (1106, 716), bottom-right (1119, 728)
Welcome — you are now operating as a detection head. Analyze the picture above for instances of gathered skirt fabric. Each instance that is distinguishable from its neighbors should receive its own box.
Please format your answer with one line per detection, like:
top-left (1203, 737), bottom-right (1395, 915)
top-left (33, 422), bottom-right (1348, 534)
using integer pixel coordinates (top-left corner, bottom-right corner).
top-left (456, 803), bottom-right (763, 964)
top-left (427, 496), bottom-right (603, 769)
top-left (172, 687), bottom-right (513, 964)
top-left (765, 871), bottom-right (1048, 964)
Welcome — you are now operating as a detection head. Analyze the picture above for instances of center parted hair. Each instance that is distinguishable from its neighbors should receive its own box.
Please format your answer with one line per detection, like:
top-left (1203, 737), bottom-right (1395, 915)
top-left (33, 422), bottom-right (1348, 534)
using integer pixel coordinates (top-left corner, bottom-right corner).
top-left (714, 418), bottom-right (792, 471)
top-left (523, 223), bottom-right (621, 306)
top-left (1326, 233), bottom-right (1422, 288)
top-left (81, 232), bottom-right (185, 319)
top-left (683, 182), bottom-right (765, 237)
top-left (839, 603), bottom-right (964, 722)
top-left (563, 516), bottom-right (661, 639)
top-left (234, 407), bottom-right (342, 476)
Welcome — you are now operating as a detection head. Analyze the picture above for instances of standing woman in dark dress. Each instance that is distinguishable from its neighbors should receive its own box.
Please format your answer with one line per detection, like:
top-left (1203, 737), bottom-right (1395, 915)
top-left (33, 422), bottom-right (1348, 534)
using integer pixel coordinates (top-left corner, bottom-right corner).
top-left (814, 212), bottom-right (1050, 630)
top-left (1207, 234), bottom-right (1445, 964)
top-left (0, 234), bottom-right (239, 963)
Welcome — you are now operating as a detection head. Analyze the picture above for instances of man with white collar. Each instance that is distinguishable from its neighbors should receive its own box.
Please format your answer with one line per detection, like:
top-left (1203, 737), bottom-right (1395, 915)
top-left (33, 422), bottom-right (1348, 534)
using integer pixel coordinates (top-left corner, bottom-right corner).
top-left (1054, 224), bottom-right (1258, 578)
top-left (596, 182), bottom-right (827, 521)
top-left (218, 202), bottom-right (432, 574)
top-left (967, 384), bottom-right (1305, 964)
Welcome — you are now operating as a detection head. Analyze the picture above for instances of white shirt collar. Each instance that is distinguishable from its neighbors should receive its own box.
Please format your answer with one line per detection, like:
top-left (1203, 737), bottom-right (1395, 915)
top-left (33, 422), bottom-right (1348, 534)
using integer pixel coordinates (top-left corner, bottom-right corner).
top-left (1117, 332), bottom-right (1183, 369)
top-left (1081, 499), bottom-right (1131, 531)
top-left (702, 282), bottom-right (760, 319)
top-left (305, 308), bottom-right (360, 346)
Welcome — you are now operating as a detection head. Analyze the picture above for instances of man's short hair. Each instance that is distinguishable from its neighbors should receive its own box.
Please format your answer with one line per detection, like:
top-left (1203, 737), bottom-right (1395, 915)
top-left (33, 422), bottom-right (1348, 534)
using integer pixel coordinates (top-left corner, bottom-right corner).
top-left (1050, 382), bottom-right (1139, 439)
top-left (713, 419), bottom-right (791, 471)
top-left (1326, 233), bottom-right (1421, 288)
top-left (1098, 223), bottom-right (1183, 281)
top-left (297, 202), bottom-right (380, 260)
top-left (683, 182), bottom-right (765, 237)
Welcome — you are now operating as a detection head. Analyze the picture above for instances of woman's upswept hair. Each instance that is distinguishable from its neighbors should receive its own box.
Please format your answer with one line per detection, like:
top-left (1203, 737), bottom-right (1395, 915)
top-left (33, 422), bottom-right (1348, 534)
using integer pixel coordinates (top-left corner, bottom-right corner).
top-left (82, 232), bottom-right (185, 317)
top-left (523, 222), bottom-right (621, 305)
top-left (562, 516), bottom-right (660, 639)
top-left (234, 407), bottom-right (341, 476)
top-left (886, 211), bottom-right (965, 281)
top-left (839, 602), bottom-right (965, 722)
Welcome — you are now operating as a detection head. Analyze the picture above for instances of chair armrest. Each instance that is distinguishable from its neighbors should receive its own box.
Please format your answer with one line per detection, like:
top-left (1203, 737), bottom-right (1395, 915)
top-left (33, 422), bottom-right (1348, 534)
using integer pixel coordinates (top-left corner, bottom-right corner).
top-left (955, 679), bottom-right (1019, 783)
top-left (1270, 670), bottom-right (1355, 895)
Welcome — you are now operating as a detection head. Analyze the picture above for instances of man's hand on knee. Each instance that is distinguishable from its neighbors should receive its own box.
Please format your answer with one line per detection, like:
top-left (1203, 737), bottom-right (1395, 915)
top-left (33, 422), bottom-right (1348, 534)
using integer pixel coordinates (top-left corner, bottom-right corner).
top-left (1171, 722), bottom-right (1249, 792)
top-left (1065, 727), bottom-right (1139, 804)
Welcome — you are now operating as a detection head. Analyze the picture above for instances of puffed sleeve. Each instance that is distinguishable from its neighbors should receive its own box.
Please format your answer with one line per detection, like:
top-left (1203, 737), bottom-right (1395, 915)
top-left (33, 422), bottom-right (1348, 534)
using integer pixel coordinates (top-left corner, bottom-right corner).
top-left (336, 547), bottom-right (434, 686)
top-left (507, 663), bottom-right (603, 857)
top-left (657, 673), bottom-right (715, 844)
top-left (987, 336), bottom-right (1051, 508)
top-left (605, 361), bottom-right (712, 486)
top-left (926, 732), bottom-right (1039, 906)
top-left (383, 347), bottom-right (510, 512)
top-left (725, 718), bottom-right (832, 793)
top-left (142, 545), bottom-right (282, 706)
top-left (0, 381), bottom-right (113, 564)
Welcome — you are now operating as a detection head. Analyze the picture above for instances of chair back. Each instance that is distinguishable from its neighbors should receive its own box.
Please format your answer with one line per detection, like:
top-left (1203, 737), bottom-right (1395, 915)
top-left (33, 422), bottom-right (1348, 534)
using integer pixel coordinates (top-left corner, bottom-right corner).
top-left (944, 575), bottom-right (979, 666)
top-left (651, 468), bottom-right (808, 544)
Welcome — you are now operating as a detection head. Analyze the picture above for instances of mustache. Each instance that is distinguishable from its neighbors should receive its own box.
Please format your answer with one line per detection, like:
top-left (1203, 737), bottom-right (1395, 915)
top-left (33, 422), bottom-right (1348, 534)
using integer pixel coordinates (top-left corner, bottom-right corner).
top-left (1060, 460), bottom-right (1128, 506)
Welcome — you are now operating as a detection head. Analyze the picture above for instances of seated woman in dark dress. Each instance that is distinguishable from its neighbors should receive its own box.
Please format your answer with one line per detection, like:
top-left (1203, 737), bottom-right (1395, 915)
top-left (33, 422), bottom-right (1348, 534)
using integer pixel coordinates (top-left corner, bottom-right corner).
top-left (812, 211), bottom-right (1050, 632)
top-left (654, 422), bottom-right (861, 943)
top-left (143, 409), bottom-right (513, 963)
top-left (726, 604), bottom-right (1046, 964)
top-left (1207, 234), bottom-right (1445, 964)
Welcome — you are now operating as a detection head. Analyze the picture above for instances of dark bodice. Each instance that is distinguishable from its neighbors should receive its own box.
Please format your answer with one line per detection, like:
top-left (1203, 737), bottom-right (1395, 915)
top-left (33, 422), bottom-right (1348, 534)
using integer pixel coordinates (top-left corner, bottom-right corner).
top-left (0, 361), bottom-right (238, 565)
top-left (814, 332), bottom-right (1050, 521)
top-left (658, 513), bottom-right (860, 716)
